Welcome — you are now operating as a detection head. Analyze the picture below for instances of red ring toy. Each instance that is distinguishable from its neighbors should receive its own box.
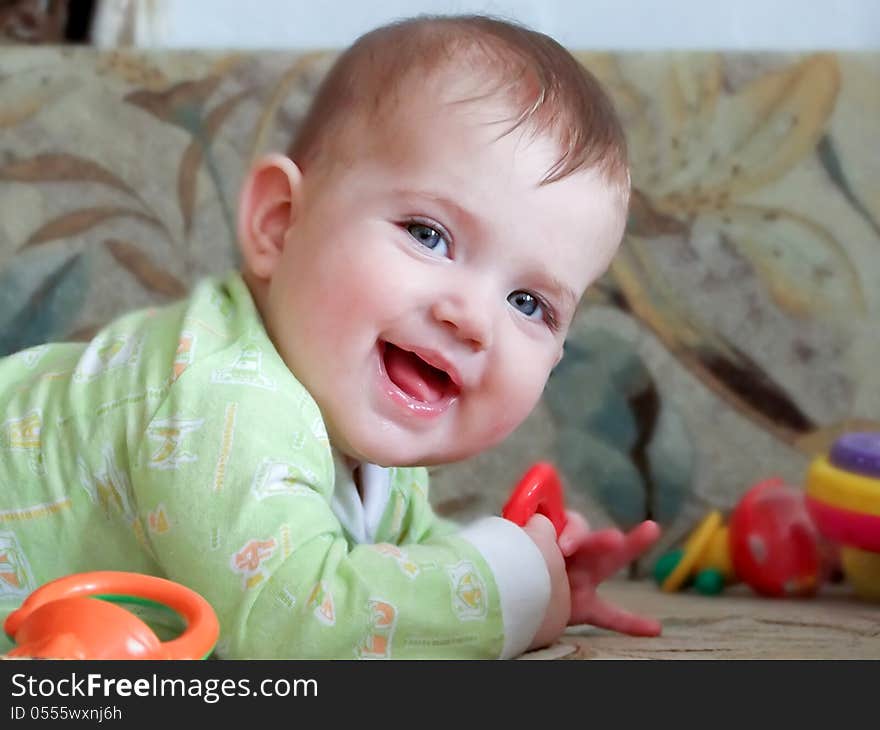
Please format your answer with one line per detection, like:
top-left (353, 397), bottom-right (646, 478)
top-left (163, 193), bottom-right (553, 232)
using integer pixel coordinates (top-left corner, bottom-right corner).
top-left (4, 571), bottom-right (219, 659)
top-left (502, 462), bottom-right (568, 536)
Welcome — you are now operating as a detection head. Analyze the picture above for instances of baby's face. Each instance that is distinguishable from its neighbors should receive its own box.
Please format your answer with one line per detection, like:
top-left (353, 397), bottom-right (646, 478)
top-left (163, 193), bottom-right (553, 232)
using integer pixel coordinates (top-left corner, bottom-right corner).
top-left (263, 89), bottom-right (624, 466)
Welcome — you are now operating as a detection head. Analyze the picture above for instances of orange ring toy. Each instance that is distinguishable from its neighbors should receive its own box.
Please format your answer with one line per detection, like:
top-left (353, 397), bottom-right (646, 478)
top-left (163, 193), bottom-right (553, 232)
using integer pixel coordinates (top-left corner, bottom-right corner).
top-left (4, 571), bottom-right (219, 660)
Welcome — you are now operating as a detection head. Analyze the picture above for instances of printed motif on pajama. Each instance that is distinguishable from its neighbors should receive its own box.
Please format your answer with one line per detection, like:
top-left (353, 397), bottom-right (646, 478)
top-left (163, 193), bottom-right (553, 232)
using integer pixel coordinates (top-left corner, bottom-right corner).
top-left (356, 599), bottom-right (396, 659)
top-left (77, 445), bottom-right (136, 522)
top-left (308, 582), bottom-right (336, 626)
top-left (0, 272), bottom-right (523, 658)
top-left (0, 530), bottom-right (36, 600)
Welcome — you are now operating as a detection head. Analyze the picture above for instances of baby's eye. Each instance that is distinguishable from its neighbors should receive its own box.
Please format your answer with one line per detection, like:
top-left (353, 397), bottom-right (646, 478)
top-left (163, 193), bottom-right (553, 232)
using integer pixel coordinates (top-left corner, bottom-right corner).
top-left (508, 291), bottom-right (541, 318)
top-left (507, 290), bottom-right (559, 331)
top-left (407, 222), bottom-right (450, 258)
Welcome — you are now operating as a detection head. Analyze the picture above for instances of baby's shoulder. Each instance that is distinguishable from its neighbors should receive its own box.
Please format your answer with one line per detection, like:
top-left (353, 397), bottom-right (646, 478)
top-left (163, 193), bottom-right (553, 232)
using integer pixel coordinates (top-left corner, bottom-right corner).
top-left (171, 273), bottom-right (311, 402)
top-left (153, 274), bottom-right (333, 470)
top-left (129, 272), bottom-right (277, 388)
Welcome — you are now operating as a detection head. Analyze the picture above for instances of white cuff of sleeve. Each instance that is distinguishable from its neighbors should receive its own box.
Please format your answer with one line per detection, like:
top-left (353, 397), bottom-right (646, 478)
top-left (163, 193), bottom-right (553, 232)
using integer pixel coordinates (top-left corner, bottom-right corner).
top-left (458, 516), bottom-right (551, 659)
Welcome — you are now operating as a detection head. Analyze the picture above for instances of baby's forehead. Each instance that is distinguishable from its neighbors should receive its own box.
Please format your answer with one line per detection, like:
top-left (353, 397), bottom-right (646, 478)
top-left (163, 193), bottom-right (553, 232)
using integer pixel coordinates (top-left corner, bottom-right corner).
top-left (350, 62), bottom-right (512, 132)
top-left (308, 78), bottom-right (497, 180)
top-left (322, 85), bottom-right (625, 224)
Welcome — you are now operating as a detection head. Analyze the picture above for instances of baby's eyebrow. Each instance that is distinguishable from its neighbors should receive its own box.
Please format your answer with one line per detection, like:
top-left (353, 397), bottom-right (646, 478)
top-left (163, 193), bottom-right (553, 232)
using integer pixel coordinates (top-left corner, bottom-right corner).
top-left (538, 273), bottom-right (577, 314)
top-left (392, 189), bottom-right (482, 235)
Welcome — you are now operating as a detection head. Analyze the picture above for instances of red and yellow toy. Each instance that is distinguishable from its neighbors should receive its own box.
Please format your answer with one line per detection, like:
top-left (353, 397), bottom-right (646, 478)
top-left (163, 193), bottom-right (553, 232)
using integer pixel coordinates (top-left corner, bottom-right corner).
top-left (654, 478), bottom-right (833, 597)
top-left (655, 431), bottom-right (880, 601)
top-left (4, 571), bottom-right (219, 659)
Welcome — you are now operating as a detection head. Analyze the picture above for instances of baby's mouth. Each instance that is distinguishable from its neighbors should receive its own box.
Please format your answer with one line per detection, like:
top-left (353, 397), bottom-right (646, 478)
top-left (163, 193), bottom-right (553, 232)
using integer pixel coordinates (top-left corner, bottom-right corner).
top-left (381, 342), bottom-right (460, 403)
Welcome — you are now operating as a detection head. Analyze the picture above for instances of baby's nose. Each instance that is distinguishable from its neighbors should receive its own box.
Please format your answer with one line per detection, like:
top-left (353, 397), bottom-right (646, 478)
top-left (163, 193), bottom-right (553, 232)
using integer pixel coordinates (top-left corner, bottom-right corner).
top-left (431, 294), bottom-right (492, 351)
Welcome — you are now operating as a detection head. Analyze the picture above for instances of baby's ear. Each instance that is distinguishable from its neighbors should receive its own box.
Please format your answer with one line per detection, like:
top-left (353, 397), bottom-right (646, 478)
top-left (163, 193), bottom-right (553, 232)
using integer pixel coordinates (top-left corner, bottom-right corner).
top-left (237, 154), bottom-right (304, 280)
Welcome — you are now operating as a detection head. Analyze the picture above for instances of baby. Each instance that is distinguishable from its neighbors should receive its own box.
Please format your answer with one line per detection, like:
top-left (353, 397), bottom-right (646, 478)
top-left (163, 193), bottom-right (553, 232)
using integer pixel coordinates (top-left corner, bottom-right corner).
top-left (0, 15), bottom-right (660, 658)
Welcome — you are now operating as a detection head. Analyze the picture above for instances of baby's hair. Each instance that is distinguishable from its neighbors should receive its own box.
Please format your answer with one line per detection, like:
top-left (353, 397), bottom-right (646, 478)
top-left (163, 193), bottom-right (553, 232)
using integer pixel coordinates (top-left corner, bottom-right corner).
top-left (288, 14), bottom-right (630, 200)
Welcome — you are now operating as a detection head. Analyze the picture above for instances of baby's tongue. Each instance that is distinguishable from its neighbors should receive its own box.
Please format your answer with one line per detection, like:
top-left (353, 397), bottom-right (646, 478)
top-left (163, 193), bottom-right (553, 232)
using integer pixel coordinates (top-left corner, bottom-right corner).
top-left (384, 344), bottom-right (448, 403)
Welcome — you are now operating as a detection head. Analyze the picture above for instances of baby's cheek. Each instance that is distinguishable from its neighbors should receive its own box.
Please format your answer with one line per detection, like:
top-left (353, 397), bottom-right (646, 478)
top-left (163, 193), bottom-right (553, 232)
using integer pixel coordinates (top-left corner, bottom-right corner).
top-left (490, 359), bottom-right (549, 431)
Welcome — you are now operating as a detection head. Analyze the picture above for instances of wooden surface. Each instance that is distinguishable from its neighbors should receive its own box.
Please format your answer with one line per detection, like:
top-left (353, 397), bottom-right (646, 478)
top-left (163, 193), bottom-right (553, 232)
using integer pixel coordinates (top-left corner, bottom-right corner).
top-left (521, 580), bottom-right (880, 660)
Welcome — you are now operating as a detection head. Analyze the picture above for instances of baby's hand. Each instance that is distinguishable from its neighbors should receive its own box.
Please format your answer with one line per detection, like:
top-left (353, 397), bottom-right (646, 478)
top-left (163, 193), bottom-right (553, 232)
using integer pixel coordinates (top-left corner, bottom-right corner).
top-left (561, 512), bottom-right (663, 637)
top-left (522, 514), bottom-right (571, 650)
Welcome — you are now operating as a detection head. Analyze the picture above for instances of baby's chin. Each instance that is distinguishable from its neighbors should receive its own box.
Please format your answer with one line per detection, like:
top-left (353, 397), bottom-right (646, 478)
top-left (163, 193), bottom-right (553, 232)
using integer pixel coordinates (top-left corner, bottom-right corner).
top-left (325, 424), bottom-right (469, 469)
top-left (333, 440), bottom-right (475, 469)
top-left (329, 422), bottom-right (511, 469)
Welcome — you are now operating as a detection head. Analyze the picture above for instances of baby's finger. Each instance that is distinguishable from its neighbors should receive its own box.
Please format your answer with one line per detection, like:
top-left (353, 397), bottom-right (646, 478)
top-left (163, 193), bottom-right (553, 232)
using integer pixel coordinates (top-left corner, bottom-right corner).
top-left (620, 521), bottom-right (662, 563)
top-left (523, 513), bottom-right (558, 543)
top-left (568, 528), bottom-right (623, 557)
top-left (558, 511), bottom-right (591, 556)
top-left (572, 593), bottom-right (662, 637)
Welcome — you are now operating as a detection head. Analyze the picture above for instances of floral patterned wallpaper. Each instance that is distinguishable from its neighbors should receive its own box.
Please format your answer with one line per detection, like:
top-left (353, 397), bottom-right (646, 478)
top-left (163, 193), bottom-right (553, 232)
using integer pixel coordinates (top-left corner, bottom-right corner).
top-left (0, 49), bottom-right (877, 565)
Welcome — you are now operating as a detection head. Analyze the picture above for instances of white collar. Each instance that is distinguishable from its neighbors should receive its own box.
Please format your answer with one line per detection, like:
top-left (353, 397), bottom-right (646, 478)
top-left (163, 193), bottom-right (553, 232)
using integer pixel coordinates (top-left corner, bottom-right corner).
top-left (330, 448), bottom-right (392, 544)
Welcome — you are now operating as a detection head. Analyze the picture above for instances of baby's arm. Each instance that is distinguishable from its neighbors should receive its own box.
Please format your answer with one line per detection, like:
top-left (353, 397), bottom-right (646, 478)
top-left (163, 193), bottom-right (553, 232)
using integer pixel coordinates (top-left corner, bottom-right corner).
top-left (394, 470), bottom-right (565, 652)
top-left (521, 514), bottom-right (570, 649)
top-left (128, 386), bottom-right (549, 658)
